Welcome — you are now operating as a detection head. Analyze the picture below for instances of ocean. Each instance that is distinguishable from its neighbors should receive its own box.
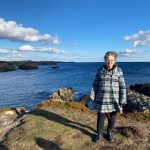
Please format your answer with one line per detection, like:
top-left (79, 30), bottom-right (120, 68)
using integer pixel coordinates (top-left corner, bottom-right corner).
top-left (0, 62), bottom-right (150, 110)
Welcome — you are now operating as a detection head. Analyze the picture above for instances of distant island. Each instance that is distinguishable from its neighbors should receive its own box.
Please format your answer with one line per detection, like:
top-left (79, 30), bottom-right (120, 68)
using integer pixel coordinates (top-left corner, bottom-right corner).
top-left (0, 60), bottom-right (74, 72)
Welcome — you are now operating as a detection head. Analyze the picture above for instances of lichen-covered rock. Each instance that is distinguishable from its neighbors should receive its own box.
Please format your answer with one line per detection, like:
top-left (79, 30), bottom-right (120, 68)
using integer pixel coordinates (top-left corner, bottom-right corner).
top-left (48, 87), bottom-right (75, 102)
top-left (124, 89), bottom-right (150, 112)
top-left (0, 107), bottom-right (28, 142)
top-left (129, 83), bottom-right (150, 97)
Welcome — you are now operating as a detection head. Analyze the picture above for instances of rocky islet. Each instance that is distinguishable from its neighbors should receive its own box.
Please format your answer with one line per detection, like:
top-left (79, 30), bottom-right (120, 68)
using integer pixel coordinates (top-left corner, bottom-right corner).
top-left (0, 61), bottom-right (59, 72)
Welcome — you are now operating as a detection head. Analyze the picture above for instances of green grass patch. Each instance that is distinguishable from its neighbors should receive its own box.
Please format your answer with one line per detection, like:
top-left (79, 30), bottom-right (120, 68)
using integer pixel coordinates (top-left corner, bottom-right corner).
top-left (36, 100), bottom-right (96, 114)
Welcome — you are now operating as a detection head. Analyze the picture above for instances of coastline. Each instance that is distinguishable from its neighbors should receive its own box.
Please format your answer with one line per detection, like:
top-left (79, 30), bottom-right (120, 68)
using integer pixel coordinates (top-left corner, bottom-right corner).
top-left (0, 85), bottom-right (150, 149)
top-left (0, 60), bottom-right (74, 72)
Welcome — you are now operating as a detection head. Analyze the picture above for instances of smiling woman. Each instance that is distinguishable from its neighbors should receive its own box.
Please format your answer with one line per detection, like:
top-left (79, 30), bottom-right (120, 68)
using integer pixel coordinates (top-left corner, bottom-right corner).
top-left (91, 51), bottom-right (126, 143)
top-left (104, 51), bottom-right (117, 70)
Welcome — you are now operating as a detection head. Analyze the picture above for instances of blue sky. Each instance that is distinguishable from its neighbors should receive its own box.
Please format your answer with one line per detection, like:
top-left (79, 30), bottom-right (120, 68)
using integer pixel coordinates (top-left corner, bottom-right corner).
top-left (0, 0), bottom-right (150, 62)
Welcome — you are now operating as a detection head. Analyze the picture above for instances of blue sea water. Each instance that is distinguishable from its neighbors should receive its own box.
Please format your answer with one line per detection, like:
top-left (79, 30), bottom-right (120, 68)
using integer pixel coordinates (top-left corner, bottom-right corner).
top-left (0, 62), bottom-right (150, 110)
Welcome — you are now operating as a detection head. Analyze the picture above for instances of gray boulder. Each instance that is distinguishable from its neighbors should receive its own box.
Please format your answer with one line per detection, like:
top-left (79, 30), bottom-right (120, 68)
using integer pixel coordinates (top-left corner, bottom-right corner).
top-left (129, 83), bottom-right (150, 97)
top-left (49, 87), bottom-right (75, 102)
top-left (124, 89), bottom-right (150, 113)
top-left (0, 107), bottom-right (28, 142)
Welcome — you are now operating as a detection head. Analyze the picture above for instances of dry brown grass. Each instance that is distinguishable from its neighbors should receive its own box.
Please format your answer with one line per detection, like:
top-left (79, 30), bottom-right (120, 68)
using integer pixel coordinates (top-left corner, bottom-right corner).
top-left (1, 101), bottom-right (150, 150)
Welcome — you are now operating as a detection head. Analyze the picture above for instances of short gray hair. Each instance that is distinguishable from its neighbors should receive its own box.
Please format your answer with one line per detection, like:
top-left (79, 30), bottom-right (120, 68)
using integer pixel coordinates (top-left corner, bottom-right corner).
top-left (104, 51), bottom-right (118, 61)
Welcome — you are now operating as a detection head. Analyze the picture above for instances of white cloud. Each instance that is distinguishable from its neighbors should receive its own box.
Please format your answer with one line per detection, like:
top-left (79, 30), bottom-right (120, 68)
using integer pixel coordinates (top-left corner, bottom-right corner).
top-left (12, 52), bottom-right (28, 59)
top-left (0, 18), bottom-right (60, 44)
top-left (118, 49), bottom-right (143, 57)
top-left (18, 44), bottom-right (76, 56)
top-left (18, 45), bottom-right (33, 51)
top-left (0, 48), bottom-right (29, 60)
top-left (123, 30), bottom-right (150, 47)
top-left (8, 50), bottom-right (29, 59)
top-left (0, 48), bottom-right (8, 54)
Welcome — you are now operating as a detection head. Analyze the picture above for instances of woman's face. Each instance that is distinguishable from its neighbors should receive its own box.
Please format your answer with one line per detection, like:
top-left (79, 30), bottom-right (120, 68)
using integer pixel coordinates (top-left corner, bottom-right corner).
top-left (105, 55), bottom-right (115, 69)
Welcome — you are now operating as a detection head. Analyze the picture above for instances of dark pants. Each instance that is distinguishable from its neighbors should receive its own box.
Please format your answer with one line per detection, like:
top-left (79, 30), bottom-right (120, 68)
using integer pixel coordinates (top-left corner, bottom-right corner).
top-left (97, 111), bottom-right (117, 135)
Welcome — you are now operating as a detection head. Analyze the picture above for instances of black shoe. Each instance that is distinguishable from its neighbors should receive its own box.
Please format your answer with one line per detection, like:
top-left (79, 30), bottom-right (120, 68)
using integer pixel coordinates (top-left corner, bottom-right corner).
top-left (93, 134), bottom-right (103, 143)
top-left (107, 131), bottom-right (114, 142)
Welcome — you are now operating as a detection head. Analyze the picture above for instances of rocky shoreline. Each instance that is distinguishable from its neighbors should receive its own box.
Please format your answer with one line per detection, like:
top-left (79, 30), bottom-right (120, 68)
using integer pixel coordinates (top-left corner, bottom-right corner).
top-left (37, 86), bottom-right (150, 113)
top-left (0, 60), bottom-right (72, 72)
top-left (0, 83), bottom-right (150, 149)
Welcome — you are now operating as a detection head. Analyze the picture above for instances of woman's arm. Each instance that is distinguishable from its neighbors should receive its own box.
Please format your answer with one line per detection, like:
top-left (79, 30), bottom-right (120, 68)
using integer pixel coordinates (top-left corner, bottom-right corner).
top-left (92, 69), bottom-right (100, 99)
top-left (118, 69), bottom-right (127, 105)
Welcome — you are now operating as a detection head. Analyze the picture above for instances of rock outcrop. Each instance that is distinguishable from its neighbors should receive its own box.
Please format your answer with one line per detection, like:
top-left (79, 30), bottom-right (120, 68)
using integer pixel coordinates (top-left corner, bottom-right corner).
top-left (0, 62), bottom-right (16, 72)
top-left (12, 61), bottom-right (58, 66)
top-left (0, 61), bottom-right (62, 72)
top-left (48, 87), bottom-right (75, 102)
top-left (0, 107), bottom-right (28, 142)
top-left (124, 89), bottom-right (150, 112)
top-left (129, 83), bottom-right (150, 97)
top-left (18, 62), bottom-right (38, 70)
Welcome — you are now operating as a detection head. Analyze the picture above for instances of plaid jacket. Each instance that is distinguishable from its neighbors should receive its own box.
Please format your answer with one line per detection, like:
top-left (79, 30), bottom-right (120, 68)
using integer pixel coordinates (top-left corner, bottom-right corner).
top-left (90, 65), bottom-right (126, 113)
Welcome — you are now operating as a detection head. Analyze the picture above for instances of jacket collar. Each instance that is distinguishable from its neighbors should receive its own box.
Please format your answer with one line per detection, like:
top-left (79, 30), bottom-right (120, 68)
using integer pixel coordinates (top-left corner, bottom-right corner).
top-left (101, 64), bottom-right (118, 75)
top-left (104, 64), bottom-right (117, 71)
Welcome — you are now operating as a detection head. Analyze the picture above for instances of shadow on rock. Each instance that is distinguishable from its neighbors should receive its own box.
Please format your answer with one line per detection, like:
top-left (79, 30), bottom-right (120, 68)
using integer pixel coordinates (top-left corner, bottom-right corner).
top-left (35, 137), bottom-right (62, 150)
top-left (30, 109), bottom-right (95, 139)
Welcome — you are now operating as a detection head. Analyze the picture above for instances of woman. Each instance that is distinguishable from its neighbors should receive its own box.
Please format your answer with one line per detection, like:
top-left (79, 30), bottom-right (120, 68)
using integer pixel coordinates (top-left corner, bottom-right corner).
top-left (91, 51), bottom-right (126, 143)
